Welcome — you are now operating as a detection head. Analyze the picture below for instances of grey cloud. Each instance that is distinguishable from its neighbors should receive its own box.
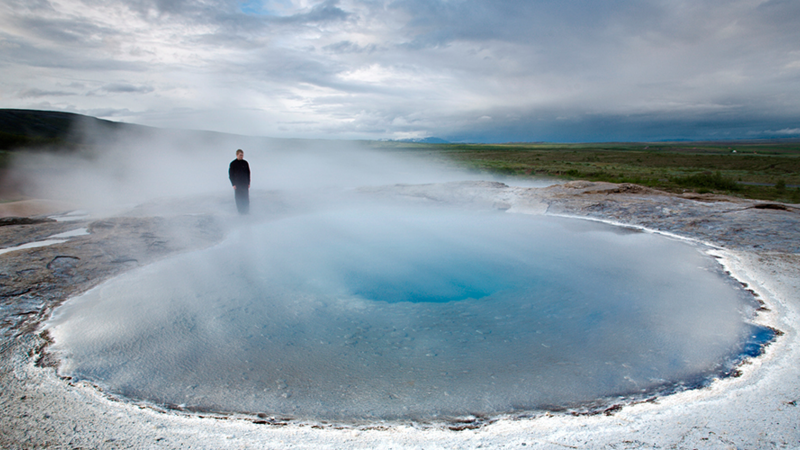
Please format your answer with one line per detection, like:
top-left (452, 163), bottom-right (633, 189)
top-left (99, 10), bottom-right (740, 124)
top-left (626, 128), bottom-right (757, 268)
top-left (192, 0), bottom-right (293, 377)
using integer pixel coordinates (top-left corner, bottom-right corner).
top-left (232, 46), bottom-right (396, 97)
top-left (113, 0), bottom-right (232, 19)
top-left (115, 0), bottom-right (347, 28)
top-left (16, 15), bottom-right (119, 47)
top-left (384, 0), bottom-right (798, 70)
top-left (96, 0), bottom-right (352, 55)
top-left (77, 0), bottom-right (262, 50)
top-left (0, 33), bottom-right (149, 71)
top-left (273, 0), bottom-right (349, 24)
top-left (19, 88), bottom-right (76, 98)
top-left (101, 83), bottom-right (155, 94)
top-left (247, 49), bottom-right (336, 84)
top-left (145, 0), bottom-right (193, 14)
top-left (755, 0), bottom-right (800, 25)
top-left (387, 0), bottom-right (629, 48)
top-left (2, 0), bottom-right (123, 47)
top-left (323, 40), bottom-right (378, 54)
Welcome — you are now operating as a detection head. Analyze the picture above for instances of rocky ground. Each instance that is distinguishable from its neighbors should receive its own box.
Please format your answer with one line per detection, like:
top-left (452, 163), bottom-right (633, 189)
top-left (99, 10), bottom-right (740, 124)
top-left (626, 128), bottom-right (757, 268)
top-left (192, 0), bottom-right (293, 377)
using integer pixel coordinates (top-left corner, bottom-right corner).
top-left (1, 181), bottom-right (799, 449)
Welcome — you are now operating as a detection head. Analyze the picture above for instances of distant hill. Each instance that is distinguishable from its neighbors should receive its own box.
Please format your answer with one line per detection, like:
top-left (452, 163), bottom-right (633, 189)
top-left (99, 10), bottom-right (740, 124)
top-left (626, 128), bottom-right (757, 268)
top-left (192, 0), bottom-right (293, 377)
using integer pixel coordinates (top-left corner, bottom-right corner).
top-left (0, 109), bottom-right (145, 151)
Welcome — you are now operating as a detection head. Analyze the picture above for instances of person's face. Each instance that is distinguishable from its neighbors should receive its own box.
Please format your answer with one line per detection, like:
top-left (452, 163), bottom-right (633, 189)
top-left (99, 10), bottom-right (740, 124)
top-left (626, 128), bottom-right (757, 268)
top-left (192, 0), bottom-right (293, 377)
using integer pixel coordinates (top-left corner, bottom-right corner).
top-left (236, 152), bottom-right (243, 160)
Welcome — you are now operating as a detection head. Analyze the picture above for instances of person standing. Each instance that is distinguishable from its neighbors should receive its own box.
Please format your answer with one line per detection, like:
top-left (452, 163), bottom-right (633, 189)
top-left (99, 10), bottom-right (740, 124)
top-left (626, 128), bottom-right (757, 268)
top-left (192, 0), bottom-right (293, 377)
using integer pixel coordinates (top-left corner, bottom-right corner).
top-left (229, 149), bottom-right (250, 214)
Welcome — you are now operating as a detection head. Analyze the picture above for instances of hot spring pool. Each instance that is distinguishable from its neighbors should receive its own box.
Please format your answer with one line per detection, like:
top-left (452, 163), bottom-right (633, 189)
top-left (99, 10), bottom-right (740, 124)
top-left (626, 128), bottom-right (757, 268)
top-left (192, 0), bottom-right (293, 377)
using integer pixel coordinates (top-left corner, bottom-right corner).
top-left (45, 205), bottom-right (772, 422)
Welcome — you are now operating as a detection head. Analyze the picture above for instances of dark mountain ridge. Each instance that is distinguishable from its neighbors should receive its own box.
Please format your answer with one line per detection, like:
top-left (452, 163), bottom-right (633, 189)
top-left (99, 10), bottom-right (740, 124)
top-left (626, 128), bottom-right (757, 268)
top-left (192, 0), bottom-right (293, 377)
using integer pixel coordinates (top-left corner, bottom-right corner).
top-left (0, 109), bottom-right (149, 151)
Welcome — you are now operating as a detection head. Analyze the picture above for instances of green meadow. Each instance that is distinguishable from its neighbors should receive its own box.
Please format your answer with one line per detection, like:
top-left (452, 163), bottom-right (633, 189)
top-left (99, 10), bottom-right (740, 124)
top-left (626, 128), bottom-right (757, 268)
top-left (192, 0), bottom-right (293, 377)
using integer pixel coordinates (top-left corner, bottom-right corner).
top-left (369, 141), bottom-right (800, 203)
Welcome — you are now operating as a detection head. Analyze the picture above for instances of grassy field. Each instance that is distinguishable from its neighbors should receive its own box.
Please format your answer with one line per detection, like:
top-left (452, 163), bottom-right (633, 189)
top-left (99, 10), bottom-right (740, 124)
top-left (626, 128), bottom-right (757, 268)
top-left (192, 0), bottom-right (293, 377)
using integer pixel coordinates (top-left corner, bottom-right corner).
top-left (368, 141), bottom-right (800, 203)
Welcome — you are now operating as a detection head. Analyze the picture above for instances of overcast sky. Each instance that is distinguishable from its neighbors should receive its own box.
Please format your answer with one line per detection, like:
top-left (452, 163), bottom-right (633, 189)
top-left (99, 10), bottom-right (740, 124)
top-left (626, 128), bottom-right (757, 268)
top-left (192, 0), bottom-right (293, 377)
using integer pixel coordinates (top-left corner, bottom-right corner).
top-left (2, 0), bottom-right (799, 142)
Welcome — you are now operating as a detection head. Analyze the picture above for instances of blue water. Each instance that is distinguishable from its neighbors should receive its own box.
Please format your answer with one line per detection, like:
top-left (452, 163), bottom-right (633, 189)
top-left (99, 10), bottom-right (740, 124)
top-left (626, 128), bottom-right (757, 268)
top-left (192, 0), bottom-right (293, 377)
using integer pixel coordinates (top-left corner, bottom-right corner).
top-left (46, 204), bottom-right (772, 422)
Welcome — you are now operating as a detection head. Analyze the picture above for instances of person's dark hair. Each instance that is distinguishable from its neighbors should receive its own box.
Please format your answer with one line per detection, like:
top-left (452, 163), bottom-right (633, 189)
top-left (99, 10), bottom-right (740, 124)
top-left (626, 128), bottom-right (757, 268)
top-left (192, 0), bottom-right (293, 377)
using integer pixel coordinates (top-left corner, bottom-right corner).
top-left (236, 149), bottom-right (243, 155)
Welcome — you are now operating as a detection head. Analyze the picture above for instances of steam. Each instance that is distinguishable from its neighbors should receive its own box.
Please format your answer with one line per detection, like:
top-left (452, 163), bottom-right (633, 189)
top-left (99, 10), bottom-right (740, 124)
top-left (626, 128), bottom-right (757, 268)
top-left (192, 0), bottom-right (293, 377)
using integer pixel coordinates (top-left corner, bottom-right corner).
top-left (9, 121), bottom-right (487, 216)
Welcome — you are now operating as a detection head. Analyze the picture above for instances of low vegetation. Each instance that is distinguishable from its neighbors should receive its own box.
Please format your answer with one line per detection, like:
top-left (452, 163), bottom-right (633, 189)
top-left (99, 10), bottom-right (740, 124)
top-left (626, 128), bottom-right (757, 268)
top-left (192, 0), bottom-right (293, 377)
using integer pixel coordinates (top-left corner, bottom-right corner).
top-left (369, 141), bottom-right (800, 203)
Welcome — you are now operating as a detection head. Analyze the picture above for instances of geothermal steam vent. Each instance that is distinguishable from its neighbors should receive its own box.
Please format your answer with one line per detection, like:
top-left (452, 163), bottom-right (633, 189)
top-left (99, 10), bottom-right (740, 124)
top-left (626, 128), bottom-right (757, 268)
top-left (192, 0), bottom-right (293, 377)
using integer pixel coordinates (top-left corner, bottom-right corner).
top-left (46, 204), bottom-right (770, 422)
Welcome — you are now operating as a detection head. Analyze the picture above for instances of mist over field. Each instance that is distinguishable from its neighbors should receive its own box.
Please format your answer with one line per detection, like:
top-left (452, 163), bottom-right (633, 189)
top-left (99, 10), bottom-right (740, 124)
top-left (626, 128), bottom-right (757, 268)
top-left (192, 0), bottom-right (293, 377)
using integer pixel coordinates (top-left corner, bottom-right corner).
top-left (6, 121), bottom-right (481, 214)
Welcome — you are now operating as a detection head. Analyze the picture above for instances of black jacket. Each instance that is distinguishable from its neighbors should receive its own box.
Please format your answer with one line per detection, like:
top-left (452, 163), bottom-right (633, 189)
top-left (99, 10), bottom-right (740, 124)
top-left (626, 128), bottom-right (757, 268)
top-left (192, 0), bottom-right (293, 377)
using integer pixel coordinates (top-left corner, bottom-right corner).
top-left (229, 159), bottom-right (250, 187)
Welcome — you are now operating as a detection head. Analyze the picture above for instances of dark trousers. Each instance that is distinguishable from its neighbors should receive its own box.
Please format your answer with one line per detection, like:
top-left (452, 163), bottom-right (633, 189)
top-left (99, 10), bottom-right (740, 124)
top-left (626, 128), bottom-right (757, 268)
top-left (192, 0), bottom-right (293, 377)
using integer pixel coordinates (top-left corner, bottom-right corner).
top-left (234, 186), bottom-right (249, 214)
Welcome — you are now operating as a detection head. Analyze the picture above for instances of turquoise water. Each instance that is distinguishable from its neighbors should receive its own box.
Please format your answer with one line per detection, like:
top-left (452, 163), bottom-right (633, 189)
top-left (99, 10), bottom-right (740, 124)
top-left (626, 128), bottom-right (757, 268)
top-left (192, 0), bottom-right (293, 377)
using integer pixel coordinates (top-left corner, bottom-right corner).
top-left (46, 205), bottom-right (771, 422)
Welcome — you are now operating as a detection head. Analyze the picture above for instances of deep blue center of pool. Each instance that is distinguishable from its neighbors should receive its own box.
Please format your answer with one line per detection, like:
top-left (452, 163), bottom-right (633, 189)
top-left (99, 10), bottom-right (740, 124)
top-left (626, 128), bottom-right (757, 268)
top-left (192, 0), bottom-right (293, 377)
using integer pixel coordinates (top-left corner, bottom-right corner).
top-left (344, 252), bottom-right (517, 303)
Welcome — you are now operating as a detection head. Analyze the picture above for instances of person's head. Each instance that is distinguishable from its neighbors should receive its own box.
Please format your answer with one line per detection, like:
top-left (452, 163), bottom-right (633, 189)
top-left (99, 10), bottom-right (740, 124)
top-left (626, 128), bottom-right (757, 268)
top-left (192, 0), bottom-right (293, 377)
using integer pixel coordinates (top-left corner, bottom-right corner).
top-left (236, 149), bottom-right (244, 160)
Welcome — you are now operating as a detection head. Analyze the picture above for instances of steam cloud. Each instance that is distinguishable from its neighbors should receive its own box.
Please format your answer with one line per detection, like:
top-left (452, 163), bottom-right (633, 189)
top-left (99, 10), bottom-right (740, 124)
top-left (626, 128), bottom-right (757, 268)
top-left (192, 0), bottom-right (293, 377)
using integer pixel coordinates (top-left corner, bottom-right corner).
top-left (9, 121), bottom-right (490, 216)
